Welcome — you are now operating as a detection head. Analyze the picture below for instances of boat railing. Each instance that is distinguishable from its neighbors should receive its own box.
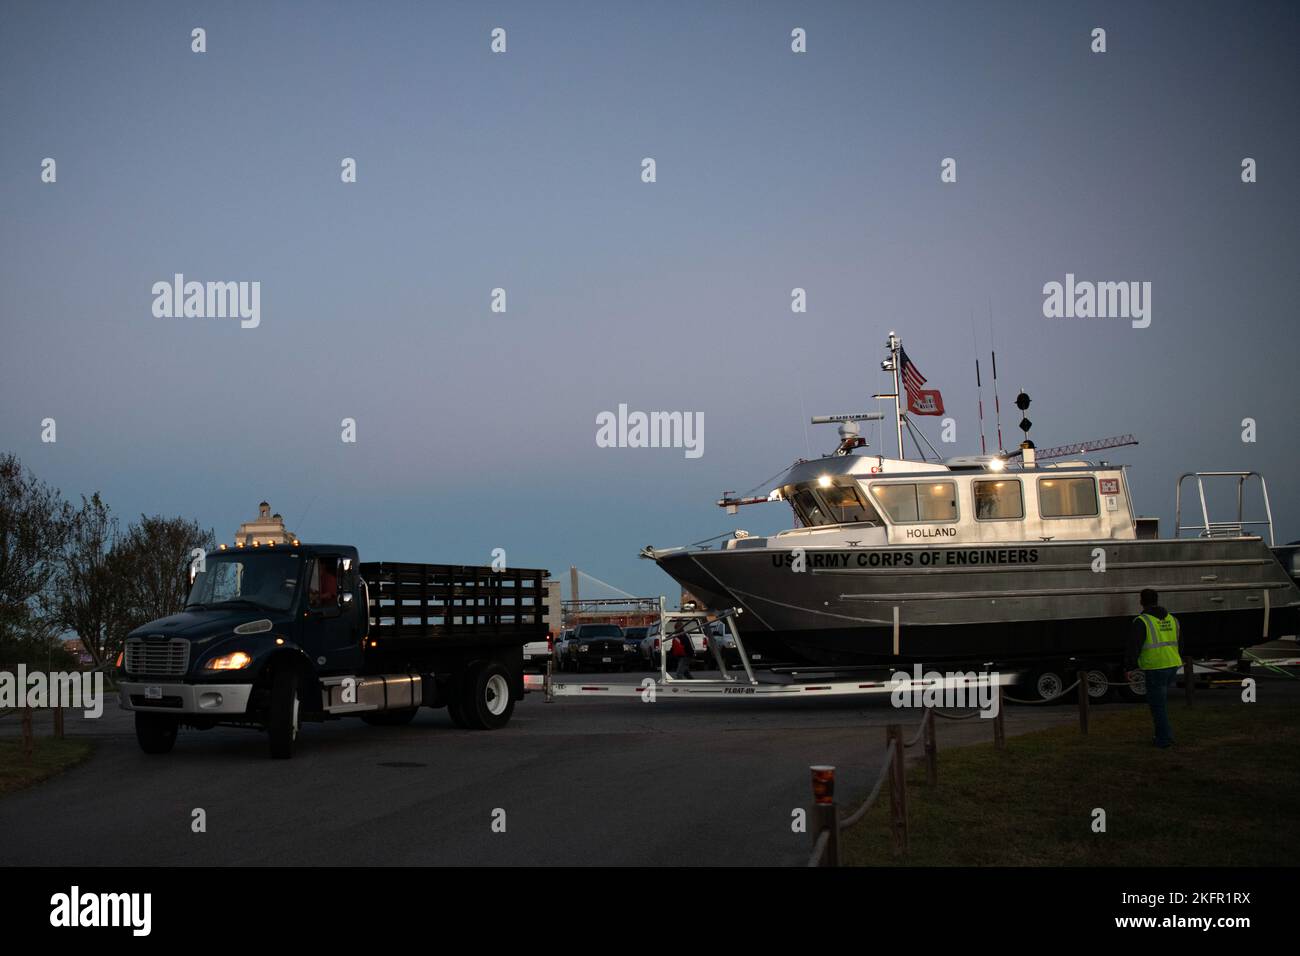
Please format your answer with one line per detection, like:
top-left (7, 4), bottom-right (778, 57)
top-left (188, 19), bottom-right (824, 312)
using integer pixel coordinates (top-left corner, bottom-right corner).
top-left (1174, 472), bottom-right (1275, 546)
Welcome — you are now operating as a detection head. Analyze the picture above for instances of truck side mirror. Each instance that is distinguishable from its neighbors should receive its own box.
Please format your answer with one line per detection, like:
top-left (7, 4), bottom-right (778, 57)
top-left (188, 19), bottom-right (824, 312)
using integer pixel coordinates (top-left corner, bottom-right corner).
top-left (341, 591), bottom-right (354, 605)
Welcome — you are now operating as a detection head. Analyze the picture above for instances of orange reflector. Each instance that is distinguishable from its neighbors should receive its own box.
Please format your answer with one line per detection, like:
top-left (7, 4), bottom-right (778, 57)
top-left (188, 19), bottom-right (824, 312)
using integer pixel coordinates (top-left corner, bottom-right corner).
top-left (810, 765), bottom-right (835, 805)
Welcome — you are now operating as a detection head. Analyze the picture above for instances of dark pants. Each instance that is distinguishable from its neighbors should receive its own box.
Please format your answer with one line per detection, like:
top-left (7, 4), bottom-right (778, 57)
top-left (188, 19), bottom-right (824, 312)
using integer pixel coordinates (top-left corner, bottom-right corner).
top-left (1143, 666), bottom-right (1179, 747)
top-left (674, 654), bottom-right (692, 678)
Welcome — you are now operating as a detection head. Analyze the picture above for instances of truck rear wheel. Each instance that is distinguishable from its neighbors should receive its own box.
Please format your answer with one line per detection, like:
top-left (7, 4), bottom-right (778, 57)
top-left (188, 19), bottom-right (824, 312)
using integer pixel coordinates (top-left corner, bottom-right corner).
top-left (461, 661), bottom-right (515, 730)
top-left (361, 708), bottom-right (418, 726)
top-left (135, 713), bottom-right (178, 754)
top-left (268, 665), bottom-right (301, 759)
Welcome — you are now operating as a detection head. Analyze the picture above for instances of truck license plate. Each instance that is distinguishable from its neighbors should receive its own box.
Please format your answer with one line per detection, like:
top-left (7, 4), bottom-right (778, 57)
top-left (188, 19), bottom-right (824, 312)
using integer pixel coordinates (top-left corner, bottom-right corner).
top-left (144, 686), bottom-right (162, 700)
top-left (601, 656), bottom-right (612, 663)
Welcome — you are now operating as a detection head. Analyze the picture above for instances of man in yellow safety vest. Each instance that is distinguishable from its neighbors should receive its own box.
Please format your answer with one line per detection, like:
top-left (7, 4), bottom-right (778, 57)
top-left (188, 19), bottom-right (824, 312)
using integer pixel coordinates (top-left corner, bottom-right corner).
top-left (1125, 588), bottom-right (1183, 748)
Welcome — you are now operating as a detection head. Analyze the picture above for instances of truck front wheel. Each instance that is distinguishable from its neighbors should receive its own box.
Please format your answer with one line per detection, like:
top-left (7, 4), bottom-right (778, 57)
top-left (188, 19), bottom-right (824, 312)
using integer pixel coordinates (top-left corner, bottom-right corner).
top-left (461, 661), bottom-right (515, 730)
top-left (135, 713), bottom-right (178, 754)
top-left (268, 665), bottom-right (301, 759)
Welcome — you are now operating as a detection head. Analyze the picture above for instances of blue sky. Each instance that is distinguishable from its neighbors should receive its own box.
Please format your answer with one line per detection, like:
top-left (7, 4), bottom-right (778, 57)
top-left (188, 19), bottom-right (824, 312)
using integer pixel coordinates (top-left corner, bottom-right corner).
top-left (2, 0), bottom-right (1298, 599)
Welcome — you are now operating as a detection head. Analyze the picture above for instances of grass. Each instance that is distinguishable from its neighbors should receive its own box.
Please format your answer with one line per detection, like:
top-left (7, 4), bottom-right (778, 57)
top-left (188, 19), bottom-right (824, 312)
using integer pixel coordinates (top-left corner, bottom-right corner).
top-left (0, 736), bottom-right (95, 797)
top-left (840, 698), bottom-right (1300, 866)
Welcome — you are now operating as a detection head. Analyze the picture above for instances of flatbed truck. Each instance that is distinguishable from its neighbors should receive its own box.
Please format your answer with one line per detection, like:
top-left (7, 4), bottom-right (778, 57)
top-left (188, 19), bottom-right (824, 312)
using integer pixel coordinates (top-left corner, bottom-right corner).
top-left (117, 542), bottom-right (547, 758)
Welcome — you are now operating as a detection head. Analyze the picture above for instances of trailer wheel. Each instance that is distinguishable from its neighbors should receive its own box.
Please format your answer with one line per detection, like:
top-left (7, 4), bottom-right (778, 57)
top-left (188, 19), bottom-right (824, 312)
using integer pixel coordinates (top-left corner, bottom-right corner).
top-left (1117, 669), bottom-right (1147, 702)
top-left (135, 713), bottom-right (178, 754)
top-left (461, 661), bottom-right (515, 730)
top-left (268, 664), bottom-right (301, 759)
top-left (361, 708), bottom-right (418, 726)
top-left (1023, 667), bottom-right (1066, 703)
top-left (1084, 668), bottom-right (1111, 701)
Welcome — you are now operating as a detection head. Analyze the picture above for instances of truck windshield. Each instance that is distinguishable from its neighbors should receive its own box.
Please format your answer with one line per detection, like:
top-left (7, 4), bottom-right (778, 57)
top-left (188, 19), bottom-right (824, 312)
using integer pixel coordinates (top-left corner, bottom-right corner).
top-left (187, 553), bottom-right (301, 613)
top-left (579, 625), bottom-right (622, 638)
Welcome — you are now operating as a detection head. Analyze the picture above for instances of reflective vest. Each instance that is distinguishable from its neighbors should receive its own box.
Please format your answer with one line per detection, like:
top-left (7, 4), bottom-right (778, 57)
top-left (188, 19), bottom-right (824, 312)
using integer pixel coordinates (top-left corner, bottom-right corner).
top-left (1135, 612), bottom-right (1182, 670)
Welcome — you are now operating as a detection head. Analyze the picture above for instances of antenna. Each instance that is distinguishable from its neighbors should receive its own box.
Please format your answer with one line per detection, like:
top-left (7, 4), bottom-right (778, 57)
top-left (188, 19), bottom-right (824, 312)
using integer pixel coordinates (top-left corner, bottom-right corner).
top-left (989, 308), bottom-right (1004, 452)
top-left (810, 412), bottom-right (882, 455)
top-left (1011, 434), bottom-right (1139, 462)
top-left (972, 315), bottom-right (987, 455)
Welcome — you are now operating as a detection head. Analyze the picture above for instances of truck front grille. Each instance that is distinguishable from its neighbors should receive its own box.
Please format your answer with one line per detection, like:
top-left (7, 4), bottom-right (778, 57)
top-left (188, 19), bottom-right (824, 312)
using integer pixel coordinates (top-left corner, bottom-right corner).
top-left (125, 637), bottom-right (189, 677)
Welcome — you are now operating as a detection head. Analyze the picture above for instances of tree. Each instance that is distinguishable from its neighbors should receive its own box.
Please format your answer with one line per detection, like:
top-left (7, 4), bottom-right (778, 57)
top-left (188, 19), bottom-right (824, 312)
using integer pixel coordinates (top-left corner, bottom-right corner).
top-left (0, 454), bottom-right (72, 666)
top-left (116, 515), bottom-right (215, 627)
top-left (56, 493), bottom-right (131, 668)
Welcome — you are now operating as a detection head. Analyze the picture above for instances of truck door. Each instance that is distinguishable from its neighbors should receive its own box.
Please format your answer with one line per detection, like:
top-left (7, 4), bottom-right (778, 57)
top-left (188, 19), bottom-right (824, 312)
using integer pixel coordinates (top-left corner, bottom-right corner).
top-left (302, 555), bottom-right (363, 673)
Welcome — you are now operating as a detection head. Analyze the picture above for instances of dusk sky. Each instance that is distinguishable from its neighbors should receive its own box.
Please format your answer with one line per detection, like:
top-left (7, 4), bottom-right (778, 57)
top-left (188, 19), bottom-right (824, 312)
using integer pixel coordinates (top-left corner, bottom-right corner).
top-left (2, 1), bottom-right (1298, 600)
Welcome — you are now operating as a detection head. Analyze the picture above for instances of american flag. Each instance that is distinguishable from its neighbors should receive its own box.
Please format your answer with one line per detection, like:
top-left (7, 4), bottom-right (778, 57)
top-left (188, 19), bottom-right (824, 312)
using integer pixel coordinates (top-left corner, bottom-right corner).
top-left (898, 347), bottom-right (945, 416)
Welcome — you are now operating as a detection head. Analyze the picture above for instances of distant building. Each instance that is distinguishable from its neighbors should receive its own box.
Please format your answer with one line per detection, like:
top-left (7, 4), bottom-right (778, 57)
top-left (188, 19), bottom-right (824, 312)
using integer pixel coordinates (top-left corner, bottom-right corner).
top-left (234, 501), bottom-right (296, 546)
top-left (543, 580), bottom-right (562, 636)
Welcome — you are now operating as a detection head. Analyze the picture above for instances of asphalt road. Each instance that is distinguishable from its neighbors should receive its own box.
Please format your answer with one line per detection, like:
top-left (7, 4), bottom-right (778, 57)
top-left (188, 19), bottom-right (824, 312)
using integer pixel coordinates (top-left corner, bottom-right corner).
top-left (0, 668), bottom-right (1287, 866)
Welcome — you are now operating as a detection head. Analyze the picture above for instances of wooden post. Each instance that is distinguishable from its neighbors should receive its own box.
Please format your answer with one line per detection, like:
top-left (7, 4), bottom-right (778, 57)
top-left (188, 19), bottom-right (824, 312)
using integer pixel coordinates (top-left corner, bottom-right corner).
top-left (21, 706), bottom-right (34, 764)
top-left (886, 724), bottom-right (907, 855)
top-left (993, 683), bottom-right (1006, 750)
top-left (924, 709), bottom-right (937, 786)
top-left (813, 802), bottom-right (839, 867)
top-left (1077, 670), bottom-right (1090, 735)
top-left (54, 705), bottom-right (65, 739)
top-left (1183, 658), bottom-right (1195, 706)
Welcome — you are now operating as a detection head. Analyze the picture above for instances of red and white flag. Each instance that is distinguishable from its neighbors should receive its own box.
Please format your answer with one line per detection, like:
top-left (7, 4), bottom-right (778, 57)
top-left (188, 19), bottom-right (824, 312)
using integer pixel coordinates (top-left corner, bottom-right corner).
top-left (899, 347), bottom-right (945, 416)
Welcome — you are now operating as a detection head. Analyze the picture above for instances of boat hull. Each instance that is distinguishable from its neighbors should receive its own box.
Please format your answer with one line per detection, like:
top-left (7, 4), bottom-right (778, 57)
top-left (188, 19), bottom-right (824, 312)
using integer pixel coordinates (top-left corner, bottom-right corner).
top-left (655, 537), bottom-right (1300, 666)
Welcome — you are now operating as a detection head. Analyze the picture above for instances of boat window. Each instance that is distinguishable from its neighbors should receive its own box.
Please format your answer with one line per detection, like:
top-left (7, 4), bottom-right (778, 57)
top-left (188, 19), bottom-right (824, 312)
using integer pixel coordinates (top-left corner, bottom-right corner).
top-left (820, 483), bottom-right (880, 524)
top-left (789, 487), bottom-right (833, 526)
top-left (870, 481), bottom-right (959, 523)
top-left (973, 479), bottom-right (1024, 520)
top-left (1038, 477), bottom-right (1099, 518)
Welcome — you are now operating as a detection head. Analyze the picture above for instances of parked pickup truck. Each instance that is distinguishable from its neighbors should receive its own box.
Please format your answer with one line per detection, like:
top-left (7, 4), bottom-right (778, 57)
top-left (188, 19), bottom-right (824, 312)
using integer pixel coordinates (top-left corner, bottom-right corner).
top-left (117, 542), bottom-right (547, 758)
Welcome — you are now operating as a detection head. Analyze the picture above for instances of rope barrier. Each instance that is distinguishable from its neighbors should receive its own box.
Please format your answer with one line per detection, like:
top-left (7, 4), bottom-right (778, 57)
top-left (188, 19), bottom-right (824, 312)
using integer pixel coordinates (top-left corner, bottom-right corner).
top-left (806, 828), bottom-right (831, 867)
top-left (840, 748), bottom-right (894, 829)
top-left (903, 710), bottom-right (931, 748)
top-left (1001, 678), bottom-right (1080, 705)
top-left (933, 708), bottom-right (982, 720)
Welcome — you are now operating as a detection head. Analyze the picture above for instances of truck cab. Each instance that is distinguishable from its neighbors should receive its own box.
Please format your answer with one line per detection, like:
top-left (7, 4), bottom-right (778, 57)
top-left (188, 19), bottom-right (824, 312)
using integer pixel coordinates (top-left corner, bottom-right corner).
top-left (118, 543), bottom-right (547, 758)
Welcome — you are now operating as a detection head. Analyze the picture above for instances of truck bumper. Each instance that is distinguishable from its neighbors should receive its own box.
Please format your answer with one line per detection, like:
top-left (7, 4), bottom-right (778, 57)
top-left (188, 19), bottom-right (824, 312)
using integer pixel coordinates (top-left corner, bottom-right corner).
top-left (119, 681), bottom-right (254, 716)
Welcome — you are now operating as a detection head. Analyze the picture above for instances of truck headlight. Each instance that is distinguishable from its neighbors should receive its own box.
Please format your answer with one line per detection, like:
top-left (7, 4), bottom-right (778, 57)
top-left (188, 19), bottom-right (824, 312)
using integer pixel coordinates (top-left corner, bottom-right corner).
top-left (205, 650), bottom-right (253, 671)
top-left (578, 645), bottom-right (588, 652)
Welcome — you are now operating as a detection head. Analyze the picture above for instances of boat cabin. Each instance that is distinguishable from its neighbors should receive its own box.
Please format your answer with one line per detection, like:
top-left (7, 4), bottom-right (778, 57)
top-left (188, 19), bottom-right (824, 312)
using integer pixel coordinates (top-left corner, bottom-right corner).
top-left (727, 454), bottom-right (1136, 550)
